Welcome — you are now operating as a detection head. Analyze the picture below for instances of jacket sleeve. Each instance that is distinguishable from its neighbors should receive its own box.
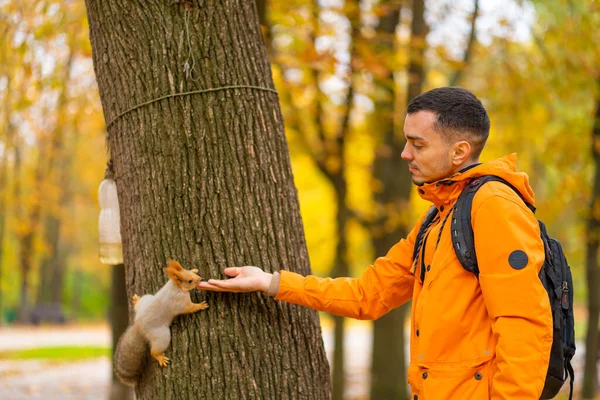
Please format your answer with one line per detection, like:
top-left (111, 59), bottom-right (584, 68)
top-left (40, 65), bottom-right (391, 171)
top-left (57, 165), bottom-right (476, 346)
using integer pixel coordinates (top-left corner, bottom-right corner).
top-left (472, 185), bottom-right (553, 399)
top-left (274, 214), bottom-right (425, 320)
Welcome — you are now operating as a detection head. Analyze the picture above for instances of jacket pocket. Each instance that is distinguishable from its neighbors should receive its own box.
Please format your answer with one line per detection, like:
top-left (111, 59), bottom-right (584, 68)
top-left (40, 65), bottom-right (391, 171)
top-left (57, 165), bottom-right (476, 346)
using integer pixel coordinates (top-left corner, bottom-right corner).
top-left (421, 365), bottom-right (489, 400)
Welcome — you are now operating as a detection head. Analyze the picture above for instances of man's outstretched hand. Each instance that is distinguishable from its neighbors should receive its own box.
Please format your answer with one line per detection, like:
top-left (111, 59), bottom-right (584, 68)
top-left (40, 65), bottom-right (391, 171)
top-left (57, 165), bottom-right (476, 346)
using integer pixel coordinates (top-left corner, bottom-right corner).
top-left (197, 266), bottom-right (272, 293)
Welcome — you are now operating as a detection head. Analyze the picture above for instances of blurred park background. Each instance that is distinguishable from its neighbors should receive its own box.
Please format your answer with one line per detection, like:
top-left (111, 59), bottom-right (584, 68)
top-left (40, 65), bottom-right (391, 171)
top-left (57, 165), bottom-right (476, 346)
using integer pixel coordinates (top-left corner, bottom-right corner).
top-left (0, 0), bottom-right (599, 399)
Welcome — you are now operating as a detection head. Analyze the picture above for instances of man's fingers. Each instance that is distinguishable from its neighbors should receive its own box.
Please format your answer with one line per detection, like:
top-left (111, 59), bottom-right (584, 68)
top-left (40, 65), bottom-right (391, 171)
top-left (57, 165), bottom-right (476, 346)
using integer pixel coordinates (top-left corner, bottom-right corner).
top-left (198, 280), bottom-right (241, 293)
top-left (197, 281), bottom-right (224, 291)
top-left (223, 267), bottom-right (240, 277)
top-left (208, 278), bottom-right (249, 292)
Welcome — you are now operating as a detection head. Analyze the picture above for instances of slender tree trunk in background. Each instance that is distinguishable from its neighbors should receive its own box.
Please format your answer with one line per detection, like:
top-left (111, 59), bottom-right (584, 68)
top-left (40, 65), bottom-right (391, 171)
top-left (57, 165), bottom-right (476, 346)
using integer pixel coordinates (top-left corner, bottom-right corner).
top-left (0, 77), bottom-right (12, 325)
top-left (331, 169), bottom-right (350, 400)
top-left (35, 54), bottom-right (72, 318)
top-left (449, 0), bottom-right (478, 87)
top-left (369, 4), bottom-right (407, 400)
top-left (271, 1), bottom-right (358, 397)
top-left (0, 140), bottom-right (8, 325)
top-left (328, 4), bottom-right (360, 399)
top-left (109, 263), bottom-right (135, 400)
top-left (15, 131), bottom-right (44, 323)
top-left (85, 0), bottom-right (331, 398)
top-left (582, 77), bottom-right (600, 399)
top-left (49, 214), bottom-right (67, 308)
top-left (18, 212), bottom-right (40, 323)
top-left (406, 0), bottom-right (428, 103)
top-left (37, 216), bottom-right (59, 306)
top-left (370, 1), bottom-right (427, 398)
top-left (71, 267), bottom-right (82, 319)
top-left (0, 153), bottom-right (6, 324)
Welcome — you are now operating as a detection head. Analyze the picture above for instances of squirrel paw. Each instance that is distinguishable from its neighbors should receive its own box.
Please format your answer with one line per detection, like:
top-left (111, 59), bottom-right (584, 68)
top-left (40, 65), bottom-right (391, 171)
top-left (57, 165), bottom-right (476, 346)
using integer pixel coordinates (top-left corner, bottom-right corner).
top-left (152, 353), bottom-right (170, 367)
top-left (132, 294), bottom-right (140, 306)
top-left (198, 301), bottom-right (209, 310)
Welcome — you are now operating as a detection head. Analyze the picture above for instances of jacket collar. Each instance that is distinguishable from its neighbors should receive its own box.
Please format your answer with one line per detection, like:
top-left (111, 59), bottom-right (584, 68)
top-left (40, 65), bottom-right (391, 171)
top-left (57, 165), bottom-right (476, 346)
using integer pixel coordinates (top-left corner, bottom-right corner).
top-left (416, 153), bottom-right (535, 209)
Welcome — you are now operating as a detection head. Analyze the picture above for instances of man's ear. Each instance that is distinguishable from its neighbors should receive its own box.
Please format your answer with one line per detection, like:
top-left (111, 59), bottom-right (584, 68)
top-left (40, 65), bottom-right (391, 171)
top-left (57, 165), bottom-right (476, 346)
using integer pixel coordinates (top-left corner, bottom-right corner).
top-left (452, 140), bottom-right (471, 166)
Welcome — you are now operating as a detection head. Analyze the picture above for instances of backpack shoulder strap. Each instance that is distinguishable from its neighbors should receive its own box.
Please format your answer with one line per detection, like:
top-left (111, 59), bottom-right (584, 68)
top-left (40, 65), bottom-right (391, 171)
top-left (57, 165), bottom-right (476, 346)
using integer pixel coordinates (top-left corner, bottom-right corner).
top-left (412, 206), bottom-right (439, 274)
top-left (451, 175), bottom-right (536, 277)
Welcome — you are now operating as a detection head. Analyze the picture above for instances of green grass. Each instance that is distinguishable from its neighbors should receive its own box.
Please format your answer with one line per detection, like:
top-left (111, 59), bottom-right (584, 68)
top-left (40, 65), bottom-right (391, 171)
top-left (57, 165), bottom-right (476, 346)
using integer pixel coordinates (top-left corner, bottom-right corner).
top-left (0, 346), bottom-right (111, 361)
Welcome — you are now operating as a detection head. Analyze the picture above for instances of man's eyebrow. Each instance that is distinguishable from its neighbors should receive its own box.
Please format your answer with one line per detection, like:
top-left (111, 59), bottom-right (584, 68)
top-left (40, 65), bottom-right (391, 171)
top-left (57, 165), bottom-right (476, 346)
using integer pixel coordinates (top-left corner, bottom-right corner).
top-left (405, 134), bottom-right (427, 141)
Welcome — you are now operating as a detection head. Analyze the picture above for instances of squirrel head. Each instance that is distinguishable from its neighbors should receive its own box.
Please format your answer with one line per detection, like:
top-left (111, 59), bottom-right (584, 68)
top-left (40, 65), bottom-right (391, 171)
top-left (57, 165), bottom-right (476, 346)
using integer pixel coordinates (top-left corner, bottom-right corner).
top-left (164, 259), bottom-right (202, 291)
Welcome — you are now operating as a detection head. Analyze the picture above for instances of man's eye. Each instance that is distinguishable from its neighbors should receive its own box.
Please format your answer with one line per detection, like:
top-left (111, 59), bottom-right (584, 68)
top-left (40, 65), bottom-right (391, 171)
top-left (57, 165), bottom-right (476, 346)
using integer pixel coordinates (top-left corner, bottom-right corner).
top-left (413, 144), bottom-right (423, 150)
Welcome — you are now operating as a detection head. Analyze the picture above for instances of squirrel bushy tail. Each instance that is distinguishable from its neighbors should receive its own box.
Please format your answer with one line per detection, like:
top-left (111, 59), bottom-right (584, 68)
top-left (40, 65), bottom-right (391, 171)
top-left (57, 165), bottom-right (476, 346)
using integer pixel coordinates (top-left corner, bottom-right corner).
top-left (114, 324), bottom-right (149, 386)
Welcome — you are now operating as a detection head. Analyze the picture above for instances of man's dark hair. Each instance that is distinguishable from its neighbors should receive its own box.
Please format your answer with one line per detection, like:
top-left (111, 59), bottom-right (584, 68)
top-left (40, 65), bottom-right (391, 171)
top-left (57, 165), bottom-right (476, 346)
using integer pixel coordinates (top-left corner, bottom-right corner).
top-left (407, 87), bottom-right (490, 158)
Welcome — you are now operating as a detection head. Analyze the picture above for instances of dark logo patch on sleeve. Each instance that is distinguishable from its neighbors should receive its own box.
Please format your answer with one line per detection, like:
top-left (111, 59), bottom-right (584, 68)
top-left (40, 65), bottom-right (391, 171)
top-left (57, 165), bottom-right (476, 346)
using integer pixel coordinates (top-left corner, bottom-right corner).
top-left (508, 250), bottom-right (529, 270)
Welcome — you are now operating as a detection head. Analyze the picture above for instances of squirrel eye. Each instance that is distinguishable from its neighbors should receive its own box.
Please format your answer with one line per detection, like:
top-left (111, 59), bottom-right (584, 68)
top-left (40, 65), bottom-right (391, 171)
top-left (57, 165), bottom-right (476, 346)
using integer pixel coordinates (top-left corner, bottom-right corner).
top-left (188, 280), bottom-right (192, 283)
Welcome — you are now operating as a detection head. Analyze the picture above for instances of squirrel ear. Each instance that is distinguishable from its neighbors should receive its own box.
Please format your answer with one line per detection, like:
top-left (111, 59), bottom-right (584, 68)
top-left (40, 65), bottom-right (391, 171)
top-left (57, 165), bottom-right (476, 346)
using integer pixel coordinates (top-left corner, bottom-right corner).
top-left (164, 267), bottom-right (178, 280)
top-left (166, 259), bottom-right (183, 271)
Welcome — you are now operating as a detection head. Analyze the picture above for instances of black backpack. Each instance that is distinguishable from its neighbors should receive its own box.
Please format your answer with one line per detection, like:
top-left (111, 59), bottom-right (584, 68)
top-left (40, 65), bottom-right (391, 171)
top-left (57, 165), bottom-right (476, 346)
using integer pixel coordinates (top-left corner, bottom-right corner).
top-left (413, 175), bottom-right (576, 400)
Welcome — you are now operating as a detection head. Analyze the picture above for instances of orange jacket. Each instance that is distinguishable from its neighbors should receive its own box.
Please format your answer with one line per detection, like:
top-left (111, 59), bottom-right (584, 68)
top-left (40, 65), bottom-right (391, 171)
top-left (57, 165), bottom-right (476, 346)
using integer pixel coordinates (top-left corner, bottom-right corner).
top-left (275, 154), bottom-right (553, 399)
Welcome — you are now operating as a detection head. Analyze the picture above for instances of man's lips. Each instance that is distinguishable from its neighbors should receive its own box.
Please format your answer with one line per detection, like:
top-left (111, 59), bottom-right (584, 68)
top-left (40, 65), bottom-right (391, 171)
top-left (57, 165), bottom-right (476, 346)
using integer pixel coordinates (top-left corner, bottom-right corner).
top-left (408, 166), bottom-right (418, 173)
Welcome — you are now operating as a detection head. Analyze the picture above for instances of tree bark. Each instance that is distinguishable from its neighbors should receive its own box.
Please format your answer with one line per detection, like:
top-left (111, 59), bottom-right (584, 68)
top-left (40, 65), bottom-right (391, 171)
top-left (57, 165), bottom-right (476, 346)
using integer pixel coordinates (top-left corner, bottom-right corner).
top-left (582, 76), bottom-right (600, 399)
top-left (84, 0), bottom-right (331, 398)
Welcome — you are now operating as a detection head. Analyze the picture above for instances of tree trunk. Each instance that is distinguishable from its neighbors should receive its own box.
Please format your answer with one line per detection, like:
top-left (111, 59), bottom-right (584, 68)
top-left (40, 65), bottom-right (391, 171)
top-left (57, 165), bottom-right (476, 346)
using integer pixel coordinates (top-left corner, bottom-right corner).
top-left (109, 263), bottom-right (135, 400)
top-left (255, 0), bottom-right (267, 29)
top-left (370, 0), bottom-right (427, 398)
top-left (84, 0), bottom-right (331, 398)
top-left (370, 235), bottom-right (409, 400)
top-left (270, 1), bottom-right (357, 397)
top-left (582, 76), bottom-right (600, 399)
top-left (369, 4), bottom-right (406, 397)
top-left (329, 3), bottom-right (359, 398)
top-left (0, 151), bottom-right (6, 324)
top-left (0, 147), bottom-right (7, 325)
top-left (449, 0), bottom-right (479, 87)
top-left (71, 267), bottom-right (82, 319)
top-left (38, 214), bottom-right (60, 306)
top-left (36, 53), bottom-right (73, 318)
top-left (331, 172), bottom-right (350, 400)
top-left (15, 132), bottom-right (43, 323)
top-left (0, 76), bottom-right (12, 325)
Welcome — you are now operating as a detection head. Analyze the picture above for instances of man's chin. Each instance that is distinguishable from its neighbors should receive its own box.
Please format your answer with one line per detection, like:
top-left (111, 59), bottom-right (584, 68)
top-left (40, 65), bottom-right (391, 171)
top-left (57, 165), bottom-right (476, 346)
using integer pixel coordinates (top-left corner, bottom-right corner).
top-left (412, 177), bottom-right (426, 187)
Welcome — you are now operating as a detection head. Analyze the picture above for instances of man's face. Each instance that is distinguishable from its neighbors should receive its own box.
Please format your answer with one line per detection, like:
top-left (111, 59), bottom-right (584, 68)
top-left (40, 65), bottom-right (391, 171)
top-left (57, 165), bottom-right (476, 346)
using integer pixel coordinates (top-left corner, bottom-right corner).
top-left (401, 111), bottom-right (456, 186)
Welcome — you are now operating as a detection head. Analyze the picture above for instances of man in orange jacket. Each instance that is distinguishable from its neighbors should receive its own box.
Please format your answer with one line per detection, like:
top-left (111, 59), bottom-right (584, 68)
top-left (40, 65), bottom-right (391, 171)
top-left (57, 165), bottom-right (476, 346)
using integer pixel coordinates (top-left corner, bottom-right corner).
top-left (199, 87), bottom-right (553, 399)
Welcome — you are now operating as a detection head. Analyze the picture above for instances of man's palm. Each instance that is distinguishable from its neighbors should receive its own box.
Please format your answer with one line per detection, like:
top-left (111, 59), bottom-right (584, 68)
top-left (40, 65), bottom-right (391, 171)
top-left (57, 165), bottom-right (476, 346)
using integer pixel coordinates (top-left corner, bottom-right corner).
top-left (197, 266), bottom-right (271, 293)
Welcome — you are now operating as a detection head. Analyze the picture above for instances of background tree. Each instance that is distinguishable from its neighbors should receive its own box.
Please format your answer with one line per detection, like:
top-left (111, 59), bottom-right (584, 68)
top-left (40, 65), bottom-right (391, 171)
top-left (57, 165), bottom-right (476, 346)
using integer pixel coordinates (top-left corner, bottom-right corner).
top-left (367, 0), bottom-right (428, 397)
top-left (84, 0), bottom-right (331, 398)
top-left (263, 1), bottom-right (361, 398)
top-left (583, 75), bottom-right (600, 399)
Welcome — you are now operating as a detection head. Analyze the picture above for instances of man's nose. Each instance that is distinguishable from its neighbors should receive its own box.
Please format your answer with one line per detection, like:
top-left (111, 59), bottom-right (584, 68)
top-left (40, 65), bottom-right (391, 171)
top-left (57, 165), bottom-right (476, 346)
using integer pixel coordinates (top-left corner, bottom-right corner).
top-left (401, 145), bottom-right (412, 161)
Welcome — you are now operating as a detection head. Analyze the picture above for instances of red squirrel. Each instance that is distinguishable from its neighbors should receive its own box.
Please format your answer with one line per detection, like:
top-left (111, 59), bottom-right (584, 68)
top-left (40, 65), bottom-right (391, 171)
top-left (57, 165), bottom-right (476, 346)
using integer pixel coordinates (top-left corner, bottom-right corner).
top-left (113, 259), bottom-right (208, 386)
